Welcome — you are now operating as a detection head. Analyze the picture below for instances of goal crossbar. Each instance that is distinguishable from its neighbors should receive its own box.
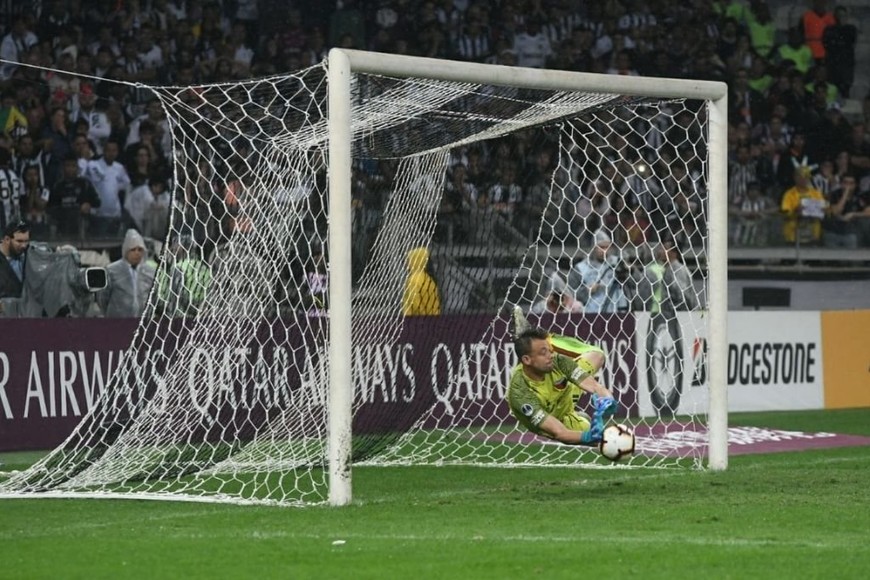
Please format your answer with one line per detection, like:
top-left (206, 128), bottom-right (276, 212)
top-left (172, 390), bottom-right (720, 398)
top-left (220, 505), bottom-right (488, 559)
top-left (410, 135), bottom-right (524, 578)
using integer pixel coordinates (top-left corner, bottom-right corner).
top-left (326, 49), bottom-right (730, 506)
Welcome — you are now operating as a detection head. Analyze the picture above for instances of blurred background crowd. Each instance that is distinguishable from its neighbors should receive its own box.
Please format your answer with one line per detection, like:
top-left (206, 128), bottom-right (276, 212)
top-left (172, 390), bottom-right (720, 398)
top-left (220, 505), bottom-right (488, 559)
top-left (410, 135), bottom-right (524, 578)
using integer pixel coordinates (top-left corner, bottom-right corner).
top-left (0, 0), bottom-right (869, 316)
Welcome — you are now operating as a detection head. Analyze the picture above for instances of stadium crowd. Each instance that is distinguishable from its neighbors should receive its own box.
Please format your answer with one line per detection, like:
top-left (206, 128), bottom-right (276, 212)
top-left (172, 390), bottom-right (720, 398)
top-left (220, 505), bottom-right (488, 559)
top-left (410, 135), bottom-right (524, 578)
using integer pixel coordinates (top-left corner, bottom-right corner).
top-left (0, 0), bottom-right (869, 316)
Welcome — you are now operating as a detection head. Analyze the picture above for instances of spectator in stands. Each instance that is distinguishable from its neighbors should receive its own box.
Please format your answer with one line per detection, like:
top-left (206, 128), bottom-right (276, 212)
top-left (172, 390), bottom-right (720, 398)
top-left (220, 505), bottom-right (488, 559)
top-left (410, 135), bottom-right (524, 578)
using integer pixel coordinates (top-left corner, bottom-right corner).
top-left (49, 154), bottom-right (101, 239)
top-left (126, 98), bottom-right (171, 162)
top-left (755, 112), bottom-right (792, 157)
top-left (402, 246), bottom-right (442, 316)
top-left (227, 20), bottom-right (256, 76)
top-left (46, 49), bottom-right (81, 103)
top-left (92, 45), bottom-right (117, 83)
top-left (440, 163), bottom-right (477, 243)
top-left (0, 16), bottom-right (39, 82)
top-left (634, 240), bottom-right (696, 313)
top-left (845, 123), bottom-right (870, 177)
top-left (812, 158), bottom-right (841, 196)
top-left (125, 177), bottom-right (169, 240)
top-left (729, 143), bottom-right (760, 204)
top-left (513, 16), bottom-right (552, 69)
top-left (329, 0), bottom-right (365, 50)
top-left (487, 164), bottom-right (522, 223)
top-left (69, 83), bottom-right (110, 156)
top-left (71, 133), bottom-right (96, 175)
top-left (567, 239), bottom-right (626, 314)
top-left (12, 133), bottom-right (48, 188)
top-left (745, 1), bottom-right (775, 59)
top-left (729, 68), bottom-right (767, 128)
top-left (801, 0), bottom-right (835, 64)
top-left (606, 50), bottom-right (639, 76)
top-left (417, 21), bottom-right (449, 59)
top-left (777, 27), bottom-right (813, 75)
top-left (808, 63), bottom-right (840, 102)
top-left (716, 17), bottom-right (740, 64)
top-left (823, 7), bottom-right (857, 98)
top-left (777, 132), bottom-right (815, 190)
top-left (781, 165), bottom-right (828, 245)
top-left (40, 106), bottom-right (72, 188)
top-left (730, 181), bottom-right (777, 246)
top-left (98, 228), bottom-right (155, 317)
top-left (117, 38), bottom-right (154, 117)
top-left (455, 17), bottom-right (491, 63)
top-left (747, 55), bottom-right (774, 95)
top-left (726, 34), bottom-right (755, 77)
top-left (20, 165), bottom-right (49, 237)
top-left (809, 102), bottom-right (852, 162)
top-left (822, 174), bottom-right (868, 248)
top-left (834, 150), bottom-right (856, 183)
top-left (0, 146), bottom-right (23, 231)
top-left (1, 90), bottom-right (28, 139)
top-left (125, 143), bottom-right (154, 188)
top-left (84, 137), bottom-right (131, 237)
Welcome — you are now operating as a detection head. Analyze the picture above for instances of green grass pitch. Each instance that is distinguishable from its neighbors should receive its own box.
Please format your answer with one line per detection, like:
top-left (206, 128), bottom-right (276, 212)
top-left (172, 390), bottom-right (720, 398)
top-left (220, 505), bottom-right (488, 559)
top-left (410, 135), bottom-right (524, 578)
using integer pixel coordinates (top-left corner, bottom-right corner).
top-left (1, 408), bottom-right (869, 579)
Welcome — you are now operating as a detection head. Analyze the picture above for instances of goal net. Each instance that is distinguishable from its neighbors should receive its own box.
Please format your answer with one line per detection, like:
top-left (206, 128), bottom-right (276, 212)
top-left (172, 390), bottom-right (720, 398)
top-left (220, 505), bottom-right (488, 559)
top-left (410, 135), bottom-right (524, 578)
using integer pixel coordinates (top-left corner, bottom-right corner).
top-left (0, 50), bottom-right (727, 506)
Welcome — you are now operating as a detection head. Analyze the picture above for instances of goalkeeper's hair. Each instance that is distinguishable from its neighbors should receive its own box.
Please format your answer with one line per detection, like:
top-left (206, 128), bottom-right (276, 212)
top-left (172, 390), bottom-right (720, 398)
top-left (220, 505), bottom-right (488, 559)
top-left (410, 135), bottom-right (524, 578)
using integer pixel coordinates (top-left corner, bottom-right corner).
top-left (513, 327), bottom-right (550, 358)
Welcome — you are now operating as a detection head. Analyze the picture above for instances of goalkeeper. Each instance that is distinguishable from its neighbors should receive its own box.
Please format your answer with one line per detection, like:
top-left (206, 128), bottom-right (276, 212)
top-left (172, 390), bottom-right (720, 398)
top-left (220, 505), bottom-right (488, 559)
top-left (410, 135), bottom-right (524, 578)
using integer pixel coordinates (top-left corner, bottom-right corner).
top-left (507, 307), bottom-right (617, 445)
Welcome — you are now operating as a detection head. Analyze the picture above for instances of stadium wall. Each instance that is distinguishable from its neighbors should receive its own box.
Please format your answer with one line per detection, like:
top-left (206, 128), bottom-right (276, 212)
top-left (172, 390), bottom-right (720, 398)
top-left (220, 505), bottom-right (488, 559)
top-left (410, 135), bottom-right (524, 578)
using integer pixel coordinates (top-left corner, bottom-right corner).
top-left (0, 312), bottom-right (867, 451)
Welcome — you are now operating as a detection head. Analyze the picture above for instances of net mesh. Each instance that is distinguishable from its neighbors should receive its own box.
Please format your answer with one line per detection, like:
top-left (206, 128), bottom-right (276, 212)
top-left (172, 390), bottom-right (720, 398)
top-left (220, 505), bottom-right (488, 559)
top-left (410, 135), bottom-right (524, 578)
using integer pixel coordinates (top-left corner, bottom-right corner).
top-left (0, 60), bottom-right (713, 505)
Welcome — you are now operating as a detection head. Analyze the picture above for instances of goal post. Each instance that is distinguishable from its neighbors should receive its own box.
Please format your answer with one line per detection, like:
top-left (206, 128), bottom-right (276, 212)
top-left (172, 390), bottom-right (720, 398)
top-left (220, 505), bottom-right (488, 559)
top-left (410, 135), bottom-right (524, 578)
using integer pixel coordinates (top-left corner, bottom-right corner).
top-left (326, 49), bottom-right (354, 507)
top-left (327, 49), bottom-right (730, 502)
top-left (0, 49), bottom-right (729, 508)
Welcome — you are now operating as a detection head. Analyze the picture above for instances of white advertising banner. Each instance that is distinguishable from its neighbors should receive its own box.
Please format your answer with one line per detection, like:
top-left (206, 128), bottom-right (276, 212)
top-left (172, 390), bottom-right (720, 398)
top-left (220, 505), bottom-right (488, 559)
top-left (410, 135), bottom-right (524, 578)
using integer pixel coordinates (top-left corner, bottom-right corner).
top-left (636, 311), bottom-right (824, 417)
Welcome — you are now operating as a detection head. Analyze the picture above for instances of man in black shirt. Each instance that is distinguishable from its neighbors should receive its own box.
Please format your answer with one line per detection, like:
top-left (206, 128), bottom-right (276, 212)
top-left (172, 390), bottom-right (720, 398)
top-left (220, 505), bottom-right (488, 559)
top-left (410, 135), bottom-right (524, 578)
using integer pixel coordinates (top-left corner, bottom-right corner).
top-left (48, 154), bottom-right (101, 238)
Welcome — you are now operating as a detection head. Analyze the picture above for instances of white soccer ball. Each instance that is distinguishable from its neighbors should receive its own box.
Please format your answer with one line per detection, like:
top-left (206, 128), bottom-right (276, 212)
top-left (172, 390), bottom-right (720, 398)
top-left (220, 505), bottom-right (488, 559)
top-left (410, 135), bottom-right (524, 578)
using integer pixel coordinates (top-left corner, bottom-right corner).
top-left (599, 424), bottom-right (636, 462)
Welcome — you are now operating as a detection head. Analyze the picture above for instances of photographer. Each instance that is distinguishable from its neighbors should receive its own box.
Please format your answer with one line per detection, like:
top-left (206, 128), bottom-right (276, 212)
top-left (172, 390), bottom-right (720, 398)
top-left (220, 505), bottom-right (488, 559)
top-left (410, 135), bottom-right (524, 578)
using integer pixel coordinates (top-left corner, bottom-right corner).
top-left (566, 239), bottom-right (629, 314)
top-left (0, 219), bottom-right (29, 301)
top-left (0, 219), bottom-right (107, 317)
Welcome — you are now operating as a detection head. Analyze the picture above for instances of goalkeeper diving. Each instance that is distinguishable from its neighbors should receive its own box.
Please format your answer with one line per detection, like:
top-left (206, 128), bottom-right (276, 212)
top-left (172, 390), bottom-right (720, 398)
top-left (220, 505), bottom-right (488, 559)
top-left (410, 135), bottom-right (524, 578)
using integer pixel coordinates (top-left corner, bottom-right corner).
top-left (507, 306), bottom-right (618, 445)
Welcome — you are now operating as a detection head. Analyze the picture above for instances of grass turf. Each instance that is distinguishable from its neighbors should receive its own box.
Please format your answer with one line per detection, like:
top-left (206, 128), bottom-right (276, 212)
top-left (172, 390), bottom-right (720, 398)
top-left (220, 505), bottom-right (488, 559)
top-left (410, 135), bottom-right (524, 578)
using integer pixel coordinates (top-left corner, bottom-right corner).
top-left (1, 408), bottom-right (869, 579)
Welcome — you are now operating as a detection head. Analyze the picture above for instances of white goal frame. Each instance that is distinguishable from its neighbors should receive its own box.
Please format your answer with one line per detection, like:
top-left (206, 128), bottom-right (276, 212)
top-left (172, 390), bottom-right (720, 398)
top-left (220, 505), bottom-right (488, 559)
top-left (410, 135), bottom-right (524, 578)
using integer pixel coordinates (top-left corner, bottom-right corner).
top-left (326, 48), bottom-right (729, 506)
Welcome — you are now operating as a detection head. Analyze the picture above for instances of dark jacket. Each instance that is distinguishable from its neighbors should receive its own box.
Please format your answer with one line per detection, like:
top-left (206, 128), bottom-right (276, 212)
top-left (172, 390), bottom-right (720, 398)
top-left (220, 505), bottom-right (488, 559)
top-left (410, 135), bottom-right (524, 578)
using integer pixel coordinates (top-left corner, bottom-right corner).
top-left (0, 253), bottom-right (24, 299)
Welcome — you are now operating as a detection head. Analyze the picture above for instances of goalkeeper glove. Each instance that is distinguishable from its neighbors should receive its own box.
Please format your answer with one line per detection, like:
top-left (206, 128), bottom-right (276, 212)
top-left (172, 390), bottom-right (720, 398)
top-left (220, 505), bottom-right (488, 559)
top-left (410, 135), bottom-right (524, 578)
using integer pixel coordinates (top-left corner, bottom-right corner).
top-left (592, 394), bottom-right (618, 419)
top-left (580, 427), bottom-right (602, 445)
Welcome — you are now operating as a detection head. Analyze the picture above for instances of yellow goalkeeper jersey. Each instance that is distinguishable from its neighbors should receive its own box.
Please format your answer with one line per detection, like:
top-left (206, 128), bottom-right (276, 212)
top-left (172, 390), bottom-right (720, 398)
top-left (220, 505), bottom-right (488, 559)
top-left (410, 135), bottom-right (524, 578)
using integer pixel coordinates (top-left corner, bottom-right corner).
top-left (507, 353), bottom-right (583, 434)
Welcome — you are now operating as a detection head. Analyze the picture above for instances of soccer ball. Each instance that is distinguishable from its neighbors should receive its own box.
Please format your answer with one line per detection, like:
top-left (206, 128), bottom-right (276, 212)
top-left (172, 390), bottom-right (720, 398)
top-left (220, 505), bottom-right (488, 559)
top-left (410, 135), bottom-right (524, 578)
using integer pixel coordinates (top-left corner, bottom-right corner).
top-left (599, 424), bottom-right (636, 462)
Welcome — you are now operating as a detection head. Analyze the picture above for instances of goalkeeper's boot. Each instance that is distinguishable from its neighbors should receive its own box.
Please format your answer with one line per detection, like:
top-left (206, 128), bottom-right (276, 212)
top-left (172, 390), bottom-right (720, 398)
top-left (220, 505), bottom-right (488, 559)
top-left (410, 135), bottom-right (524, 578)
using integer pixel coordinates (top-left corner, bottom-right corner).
top-left (509, 305), bottom-right (532, 339)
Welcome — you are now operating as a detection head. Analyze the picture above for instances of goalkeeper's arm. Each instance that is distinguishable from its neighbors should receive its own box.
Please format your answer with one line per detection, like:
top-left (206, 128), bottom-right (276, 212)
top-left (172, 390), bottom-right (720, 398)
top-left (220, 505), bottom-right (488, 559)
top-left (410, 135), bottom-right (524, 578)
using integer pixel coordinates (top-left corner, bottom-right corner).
top-left (537, 415), bottom-right (600, 446)
top-left (577, 375), bottom-right (612, 399)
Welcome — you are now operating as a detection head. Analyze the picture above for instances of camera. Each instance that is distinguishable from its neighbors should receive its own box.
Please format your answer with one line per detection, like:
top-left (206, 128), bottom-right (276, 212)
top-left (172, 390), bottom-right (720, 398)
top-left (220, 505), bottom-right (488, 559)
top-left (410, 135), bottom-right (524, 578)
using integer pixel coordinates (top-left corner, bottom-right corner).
top-left (0, 243), bottom-right (107, 317)
top-left (75, 266), bottom-right (108, 292)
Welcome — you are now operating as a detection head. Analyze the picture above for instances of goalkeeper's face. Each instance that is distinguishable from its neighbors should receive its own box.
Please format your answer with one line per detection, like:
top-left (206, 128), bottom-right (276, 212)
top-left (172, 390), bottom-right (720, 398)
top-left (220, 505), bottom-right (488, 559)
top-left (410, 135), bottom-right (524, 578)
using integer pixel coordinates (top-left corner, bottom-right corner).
top-left (522, 338), bottom-right (554, 376)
